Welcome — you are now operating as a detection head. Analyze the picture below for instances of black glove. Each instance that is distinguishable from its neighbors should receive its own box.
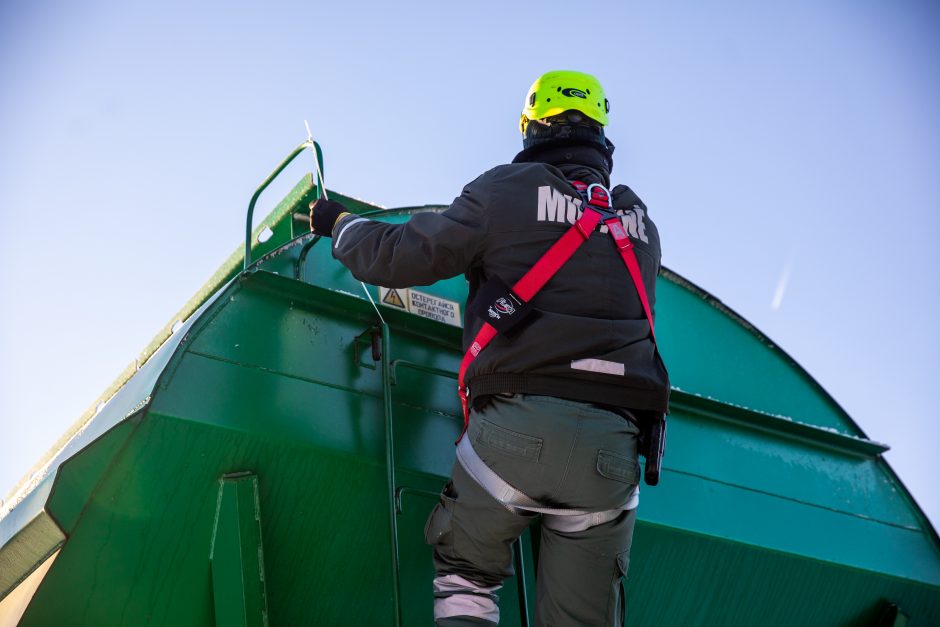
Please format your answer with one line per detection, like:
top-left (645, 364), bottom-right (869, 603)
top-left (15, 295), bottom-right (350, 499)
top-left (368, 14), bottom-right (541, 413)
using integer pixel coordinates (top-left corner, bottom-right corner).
top-left (309, 198), bottom-right (349, 236)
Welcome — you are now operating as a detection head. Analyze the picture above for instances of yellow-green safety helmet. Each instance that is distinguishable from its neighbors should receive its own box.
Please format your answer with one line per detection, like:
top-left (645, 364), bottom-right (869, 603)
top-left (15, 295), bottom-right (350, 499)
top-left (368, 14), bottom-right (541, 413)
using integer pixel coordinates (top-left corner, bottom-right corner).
top-left (520, 70), bottom-right (609, 133)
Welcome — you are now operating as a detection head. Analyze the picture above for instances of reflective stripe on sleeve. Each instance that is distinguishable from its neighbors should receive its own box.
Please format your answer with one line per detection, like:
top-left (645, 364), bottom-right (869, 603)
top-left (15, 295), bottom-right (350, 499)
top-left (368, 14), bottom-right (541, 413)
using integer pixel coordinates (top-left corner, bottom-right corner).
top-left (334, 217), bottom-right (369, 248)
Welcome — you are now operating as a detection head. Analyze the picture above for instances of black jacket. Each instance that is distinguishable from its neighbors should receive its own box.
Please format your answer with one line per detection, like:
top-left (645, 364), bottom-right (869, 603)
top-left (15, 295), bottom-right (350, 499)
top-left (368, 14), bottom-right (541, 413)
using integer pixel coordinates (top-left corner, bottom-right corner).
top-left (332, 145), bottom-right (669, 413)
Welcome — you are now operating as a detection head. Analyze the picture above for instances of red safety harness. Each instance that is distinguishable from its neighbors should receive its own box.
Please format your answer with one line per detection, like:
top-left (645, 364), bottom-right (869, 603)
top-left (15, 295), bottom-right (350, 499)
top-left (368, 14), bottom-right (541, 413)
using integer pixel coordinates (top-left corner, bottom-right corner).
top-left (457, 181), bottom-right (658, 433)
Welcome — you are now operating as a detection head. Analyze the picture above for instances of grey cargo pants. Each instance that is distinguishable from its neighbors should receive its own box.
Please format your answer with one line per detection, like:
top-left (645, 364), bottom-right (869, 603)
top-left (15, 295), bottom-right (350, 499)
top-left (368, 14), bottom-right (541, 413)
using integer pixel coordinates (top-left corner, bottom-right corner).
top-left (424, 394), bottom-right (641, 626)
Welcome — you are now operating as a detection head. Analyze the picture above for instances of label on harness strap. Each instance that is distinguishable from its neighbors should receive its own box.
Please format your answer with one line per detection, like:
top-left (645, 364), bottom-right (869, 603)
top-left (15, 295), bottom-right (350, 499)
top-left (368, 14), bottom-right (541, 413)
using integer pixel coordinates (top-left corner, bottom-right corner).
top-left (469, 276), bottom-right (537, 337)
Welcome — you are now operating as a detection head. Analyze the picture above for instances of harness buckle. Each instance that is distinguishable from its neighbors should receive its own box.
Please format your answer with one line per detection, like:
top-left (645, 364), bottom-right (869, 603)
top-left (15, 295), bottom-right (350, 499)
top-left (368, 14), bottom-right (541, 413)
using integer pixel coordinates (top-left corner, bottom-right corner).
top-left (586, 183), bottom-right (610, 206)
top-left (583, 183), bottom-right (618, 221)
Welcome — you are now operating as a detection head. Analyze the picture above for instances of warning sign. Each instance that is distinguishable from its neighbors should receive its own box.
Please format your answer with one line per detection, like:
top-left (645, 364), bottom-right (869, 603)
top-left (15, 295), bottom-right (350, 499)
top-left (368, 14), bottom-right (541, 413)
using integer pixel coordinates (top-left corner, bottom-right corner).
top-left (378, 287), bottom-right (462, 328)
top-left (408, 290), bottom-right (460, 326)
top-left (381, 288), bottom-right (407, 309)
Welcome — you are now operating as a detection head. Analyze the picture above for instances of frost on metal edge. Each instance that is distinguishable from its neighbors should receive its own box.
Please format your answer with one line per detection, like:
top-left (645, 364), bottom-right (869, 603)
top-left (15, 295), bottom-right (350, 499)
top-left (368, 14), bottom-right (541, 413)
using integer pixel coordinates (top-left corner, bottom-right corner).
top-left (677, 388), bottom-right (883, 444)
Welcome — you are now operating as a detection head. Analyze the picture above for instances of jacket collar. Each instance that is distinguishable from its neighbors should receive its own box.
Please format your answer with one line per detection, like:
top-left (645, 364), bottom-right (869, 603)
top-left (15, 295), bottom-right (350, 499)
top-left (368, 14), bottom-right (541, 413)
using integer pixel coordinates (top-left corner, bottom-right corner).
top-left (512, 139), bottom-right (615, 187)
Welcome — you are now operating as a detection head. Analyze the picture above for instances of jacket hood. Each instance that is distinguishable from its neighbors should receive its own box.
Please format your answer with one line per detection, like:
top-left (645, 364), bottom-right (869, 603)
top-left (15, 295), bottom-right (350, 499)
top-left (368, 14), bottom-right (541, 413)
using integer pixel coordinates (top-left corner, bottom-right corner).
top-left (512, 139), bottom-right (615, 187)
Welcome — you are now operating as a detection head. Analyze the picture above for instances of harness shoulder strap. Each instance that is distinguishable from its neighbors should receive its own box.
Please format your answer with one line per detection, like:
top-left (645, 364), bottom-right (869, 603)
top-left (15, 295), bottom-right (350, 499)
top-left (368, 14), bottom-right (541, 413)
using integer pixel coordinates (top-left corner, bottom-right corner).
top-left (457, 206), bottom-right (602, 432)
top-left (599, 215), bottom-right (656, 343)
top-left (456, 180), bottom-right (657, 436)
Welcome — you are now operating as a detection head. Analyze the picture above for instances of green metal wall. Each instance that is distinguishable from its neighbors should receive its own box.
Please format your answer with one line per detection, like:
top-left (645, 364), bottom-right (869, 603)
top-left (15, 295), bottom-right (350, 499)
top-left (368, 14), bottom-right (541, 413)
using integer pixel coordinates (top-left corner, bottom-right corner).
top-left (2, 172), bottom-right (938, 626)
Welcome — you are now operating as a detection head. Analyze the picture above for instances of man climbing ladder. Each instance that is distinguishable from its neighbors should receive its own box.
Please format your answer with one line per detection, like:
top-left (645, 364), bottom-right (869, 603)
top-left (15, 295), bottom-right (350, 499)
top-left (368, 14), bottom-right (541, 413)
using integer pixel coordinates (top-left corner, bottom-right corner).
top-left (311, 70), bottom-right (669, 626)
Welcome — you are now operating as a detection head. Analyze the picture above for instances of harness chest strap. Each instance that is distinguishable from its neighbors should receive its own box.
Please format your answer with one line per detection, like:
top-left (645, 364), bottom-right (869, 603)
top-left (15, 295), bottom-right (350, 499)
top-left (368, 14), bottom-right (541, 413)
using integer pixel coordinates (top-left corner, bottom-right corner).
top-left (457, 183), bottom-right (657, 433)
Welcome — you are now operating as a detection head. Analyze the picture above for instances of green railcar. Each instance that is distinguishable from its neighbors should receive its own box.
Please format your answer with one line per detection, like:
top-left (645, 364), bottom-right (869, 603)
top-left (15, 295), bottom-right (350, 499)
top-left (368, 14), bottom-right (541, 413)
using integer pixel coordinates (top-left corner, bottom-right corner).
top-left (1, 145), bottom-right (938, 626)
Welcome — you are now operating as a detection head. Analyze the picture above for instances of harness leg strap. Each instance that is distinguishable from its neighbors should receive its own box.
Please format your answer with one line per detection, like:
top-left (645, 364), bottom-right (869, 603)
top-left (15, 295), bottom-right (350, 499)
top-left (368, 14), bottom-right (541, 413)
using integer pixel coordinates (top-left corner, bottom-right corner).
top-left (455, 436), bottom-right (629, 532)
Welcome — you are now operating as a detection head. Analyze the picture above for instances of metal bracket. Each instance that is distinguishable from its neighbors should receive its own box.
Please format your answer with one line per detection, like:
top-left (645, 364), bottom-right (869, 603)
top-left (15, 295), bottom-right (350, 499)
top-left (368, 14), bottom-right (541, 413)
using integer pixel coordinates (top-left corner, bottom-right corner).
top-left (354, 327), bottom-right (382, 370)
top-left (209, 472), bottom-right (269, 627)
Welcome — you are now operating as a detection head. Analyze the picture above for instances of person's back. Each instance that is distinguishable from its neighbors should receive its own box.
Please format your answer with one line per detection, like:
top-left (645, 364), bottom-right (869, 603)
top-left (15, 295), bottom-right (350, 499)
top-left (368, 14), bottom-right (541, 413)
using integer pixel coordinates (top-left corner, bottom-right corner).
top-left (311, 70), bottom-right (669, 626)
top-left (453, 159), bottom-right (667, 413)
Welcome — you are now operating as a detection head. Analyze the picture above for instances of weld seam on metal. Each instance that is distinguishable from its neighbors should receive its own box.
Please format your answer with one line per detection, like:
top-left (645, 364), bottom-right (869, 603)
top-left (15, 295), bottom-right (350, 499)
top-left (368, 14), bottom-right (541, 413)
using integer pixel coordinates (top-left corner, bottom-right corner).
top-left (666, 467), bottom-right (920, 532)
top-left (186, 351), bottom-right (382, 397)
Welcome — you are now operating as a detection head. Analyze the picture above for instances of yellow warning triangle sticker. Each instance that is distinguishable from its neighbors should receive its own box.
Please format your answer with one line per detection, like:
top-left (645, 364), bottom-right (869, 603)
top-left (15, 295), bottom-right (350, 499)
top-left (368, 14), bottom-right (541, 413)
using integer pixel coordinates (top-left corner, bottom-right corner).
top-left (382, 288), bottom-right (407, 309)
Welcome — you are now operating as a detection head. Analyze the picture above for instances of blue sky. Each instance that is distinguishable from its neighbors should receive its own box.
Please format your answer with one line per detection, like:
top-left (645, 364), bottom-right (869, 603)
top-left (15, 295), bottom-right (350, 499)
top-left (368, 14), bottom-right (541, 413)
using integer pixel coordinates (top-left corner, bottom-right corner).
top-left (1, 0), bottom-right (938, 531)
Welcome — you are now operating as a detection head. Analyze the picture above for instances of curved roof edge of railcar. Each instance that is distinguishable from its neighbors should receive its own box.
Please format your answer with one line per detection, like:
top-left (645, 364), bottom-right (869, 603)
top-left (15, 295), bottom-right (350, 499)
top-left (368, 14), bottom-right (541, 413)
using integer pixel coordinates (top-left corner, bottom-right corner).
top-left (659, 267), bottom-right (858, 432)
top-left (658, 266), bottom-right (940, 546)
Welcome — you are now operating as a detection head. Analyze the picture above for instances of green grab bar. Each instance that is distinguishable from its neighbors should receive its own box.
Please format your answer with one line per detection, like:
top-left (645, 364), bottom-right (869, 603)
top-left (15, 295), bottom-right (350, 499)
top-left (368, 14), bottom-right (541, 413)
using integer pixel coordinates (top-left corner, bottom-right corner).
top-left (244, 140), bottom-right (324, 270)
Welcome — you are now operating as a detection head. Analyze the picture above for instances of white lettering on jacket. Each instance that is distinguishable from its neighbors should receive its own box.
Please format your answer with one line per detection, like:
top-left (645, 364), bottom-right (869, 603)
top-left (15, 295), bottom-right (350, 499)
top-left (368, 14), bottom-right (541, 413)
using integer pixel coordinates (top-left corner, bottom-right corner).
top-left (536, 186), bottom-right (568, 223)
top-left (535, 186), bottom-right (649, 244)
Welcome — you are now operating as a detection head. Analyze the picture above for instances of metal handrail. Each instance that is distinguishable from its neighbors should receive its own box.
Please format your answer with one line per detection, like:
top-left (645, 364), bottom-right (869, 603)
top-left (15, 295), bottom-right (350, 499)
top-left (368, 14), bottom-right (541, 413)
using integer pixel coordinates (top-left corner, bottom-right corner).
top-left (379, 323), bottom-right (403, 627)
top-left (389, 359), bottom-right (459, 387)
top-left (244, 140), bottom-right (323, 270)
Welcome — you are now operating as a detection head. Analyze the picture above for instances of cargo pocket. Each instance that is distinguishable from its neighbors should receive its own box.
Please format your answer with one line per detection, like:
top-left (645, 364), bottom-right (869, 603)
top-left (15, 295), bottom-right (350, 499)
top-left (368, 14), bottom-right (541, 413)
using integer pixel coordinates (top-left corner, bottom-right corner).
top-left (424, 484), bottom-right (457, 547)
top-left (612, 550), bottom-right (630, 624)
top-left (596, 449), bottom-right (640, 485)
top-left (617, 550), bottom-right (630, 581)
top-left (474, 417), bottom-right (542, 462)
